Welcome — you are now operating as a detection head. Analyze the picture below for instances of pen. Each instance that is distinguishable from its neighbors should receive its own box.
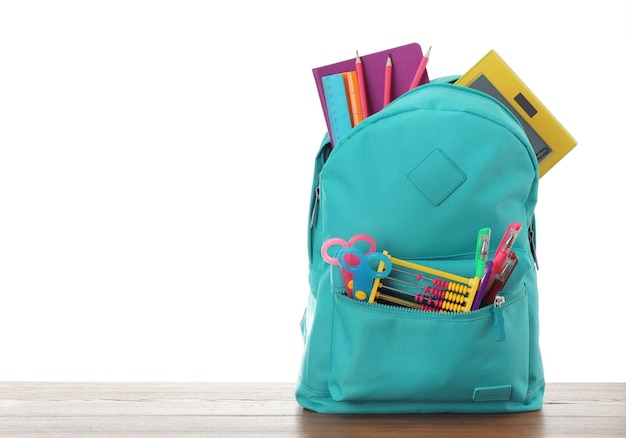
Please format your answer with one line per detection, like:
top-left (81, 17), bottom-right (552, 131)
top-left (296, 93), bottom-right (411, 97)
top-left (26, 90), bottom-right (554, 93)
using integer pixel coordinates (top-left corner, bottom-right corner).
top-left (474, 227), bottom-right (491, 278)
top-left (355, 50), bottom-right (369, 118)
top-left (482, 252), bottom-right (518, 306)
top-left (471, 260), bottom-right (493, 310)
top-left (383, 53), bottom-right (392, 106)
top-left (489, 222), bottom-right (521, 285)
top-left (409, 46), bottom-right (431, 90)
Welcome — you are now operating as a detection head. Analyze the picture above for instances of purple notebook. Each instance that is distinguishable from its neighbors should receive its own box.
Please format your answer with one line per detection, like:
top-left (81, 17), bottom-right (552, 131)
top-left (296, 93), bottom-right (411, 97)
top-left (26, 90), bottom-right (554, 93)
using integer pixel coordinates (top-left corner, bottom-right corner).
top-left (312, 43), bottom-right (428, 146)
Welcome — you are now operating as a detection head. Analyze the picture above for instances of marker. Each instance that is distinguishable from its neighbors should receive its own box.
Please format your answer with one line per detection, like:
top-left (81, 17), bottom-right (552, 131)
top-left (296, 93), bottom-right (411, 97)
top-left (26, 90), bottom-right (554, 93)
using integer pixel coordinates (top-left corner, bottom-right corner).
top-left (490, 222), bottom-right (521, 283)
top-left (472, 260), bottom-right (493, 310)
top-left (482, 252), bottom-right (519, 306)
top-left (474, 228), bottom-right (491, 278)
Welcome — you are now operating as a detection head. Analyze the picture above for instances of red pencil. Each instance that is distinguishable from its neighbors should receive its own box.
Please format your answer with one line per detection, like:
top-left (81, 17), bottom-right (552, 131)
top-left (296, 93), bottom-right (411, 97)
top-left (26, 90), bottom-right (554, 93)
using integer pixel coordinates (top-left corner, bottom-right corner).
top-left (355, 50), bottom-right (369, 118)
top-left (409, 46), bottom-right (431, 90)
top-left (383, 53), bottom-right (392, 106)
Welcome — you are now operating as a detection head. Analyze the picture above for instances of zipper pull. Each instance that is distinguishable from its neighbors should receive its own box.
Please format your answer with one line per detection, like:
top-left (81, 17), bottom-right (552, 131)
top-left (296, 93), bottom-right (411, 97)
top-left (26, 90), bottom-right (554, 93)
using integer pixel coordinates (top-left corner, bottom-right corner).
top-left (492, 295), bottom-right (506, 342)
top-left (528, 219), bottom-right (539, 270)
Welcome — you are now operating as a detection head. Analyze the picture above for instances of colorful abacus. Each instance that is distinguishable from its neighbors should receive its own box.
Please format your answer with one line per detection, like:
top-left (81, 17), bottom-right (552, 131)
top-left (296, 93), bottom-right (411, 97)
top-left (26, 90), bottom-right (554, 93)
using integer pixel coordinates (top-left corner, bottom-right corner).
top-left (370, 251), bottom-right (481, 312)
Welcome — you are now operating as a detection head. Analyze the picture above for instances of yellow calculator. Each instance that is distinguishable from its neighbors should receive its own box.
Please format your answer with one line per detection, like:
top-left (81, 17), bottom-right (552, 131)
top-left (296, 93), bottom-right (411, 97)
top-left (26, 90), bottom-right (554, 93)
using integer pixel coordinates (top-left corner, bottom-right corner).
top-left (455, 50), bottom-right (577, 178)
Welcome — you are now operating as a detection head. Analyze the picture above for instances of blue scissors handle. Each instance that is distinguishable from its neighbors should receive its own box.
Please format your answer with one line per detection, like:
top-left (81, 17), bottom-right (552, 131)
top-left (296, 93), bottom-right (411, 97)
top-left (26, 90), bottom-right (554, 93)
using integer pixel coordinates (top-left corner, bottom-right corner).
top-left (337, 247), bottom-right (392, 301)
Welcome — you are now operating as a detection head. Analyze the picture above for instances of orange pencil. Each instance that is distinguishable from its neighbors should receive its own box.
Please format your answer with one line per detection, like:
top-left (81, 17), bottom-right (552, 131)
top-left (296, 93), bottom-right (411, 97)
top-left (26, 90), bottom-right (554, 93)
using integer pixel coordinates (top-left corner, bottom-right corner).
top-left (355, 50), bottom-right (369, 118)
top-left (409, 46), bottom-right (431, 90)
top-left (383, 54), bottom-right (392, 106)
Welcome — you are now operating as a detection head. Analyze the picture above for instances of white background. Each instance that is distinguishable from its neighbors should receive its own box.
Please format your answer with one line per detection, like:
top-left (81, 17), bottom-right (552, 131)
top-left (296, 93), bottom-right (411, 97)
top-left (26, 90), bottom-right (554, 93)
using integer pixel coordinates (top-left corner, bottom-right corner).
top-left (1, 1), bottom-right (625, 382)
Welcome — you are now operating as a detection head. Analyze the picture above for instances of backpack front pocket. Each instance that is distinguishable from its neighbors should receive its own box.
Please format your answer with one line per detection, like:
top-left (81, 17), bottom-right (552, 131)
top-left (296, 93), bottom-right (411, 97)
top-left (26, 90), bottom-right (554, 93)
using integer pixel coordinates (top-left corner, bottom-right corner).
top-left (328, 288), bottom-right (529, 404)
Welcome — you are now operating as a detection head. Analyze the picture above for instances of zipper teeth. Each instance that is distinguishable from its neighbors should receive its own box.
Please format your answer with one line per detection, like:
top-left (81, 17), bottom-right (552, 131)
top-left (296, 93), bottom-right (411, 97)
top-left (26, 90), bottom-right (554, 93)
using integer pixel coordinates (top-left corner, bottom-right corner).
top-left (338, 293), bottom-right (489, 318)
top-left (337, 287), bottom-right (525, 318)
top-left (309, 184), bottom-right (319, 228)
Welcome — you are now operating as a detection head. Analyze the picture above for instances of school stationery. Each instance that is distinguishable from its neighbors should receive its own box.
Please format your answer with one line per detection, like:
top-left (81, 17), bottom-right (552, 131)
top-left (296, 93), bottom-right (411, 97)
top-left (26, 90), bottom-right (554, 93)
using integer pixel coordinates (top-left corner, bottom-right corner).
top-left (472, 260), bottom-right (494, 310)
top-left (297, 74), bottom-right (544, 414)
top-left (487, 222), bottom-right (521, 289)
top-left (335, 246), bottom-right (392, 302)
top-left (409, 45), bottom-right (431, 89)
top-left (321, 74), bottom-right (353, 145)
top-left (313, 43), bottom-right (429, 146)
top-left (355, 51), bottom-right (369, 118)
top-left (343, 71), bottom-right (363, 126)
top-left (474, 227), bottom-right (491, 278)
top-left (455, 50), bottom-right (577, 177)
top-left (324, 234), bottom-right (483, 312)
top-left (373, 250), bottom-right (481, 313)
top-left (321, 234), bottom-right (378, 298)
top-left (383, 54), bottom-right (393, 107)
top-left (322, 227), bottom-right (521, 315)
top-left (482, 251), bottom-right (519, 306)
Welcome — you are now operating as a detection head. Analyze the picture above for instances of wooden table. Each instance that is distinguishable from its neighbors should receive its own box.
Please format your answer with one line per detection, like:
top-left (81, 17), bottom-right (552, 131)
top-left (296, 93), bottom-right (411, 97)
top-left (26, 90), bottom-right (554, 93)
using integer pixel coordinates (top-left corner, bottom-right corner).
top-left (0, 382), bottom-right (624, 437)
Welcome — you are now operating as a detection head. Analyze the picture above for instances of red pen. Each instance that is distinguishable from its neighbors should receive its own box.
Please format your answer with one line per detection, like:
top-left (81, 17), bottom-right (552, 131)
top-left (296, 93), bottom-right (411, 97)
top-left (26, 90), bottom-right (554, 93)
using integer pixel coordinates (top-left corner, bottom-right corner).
top-left (482, 252), bottom-right (518, 306)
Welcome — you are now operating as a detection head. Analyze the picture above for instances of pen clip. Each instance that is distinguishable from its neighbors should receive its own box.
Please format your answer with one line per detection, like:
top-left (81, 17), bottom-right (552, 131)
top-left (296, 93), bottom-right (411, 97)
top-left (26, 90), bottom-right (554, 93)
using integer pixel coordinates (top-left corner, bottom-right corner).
top-left (495, 252), bottom-right (519, 287)
top-left (490, 222), bottom-right (522, 280)
top-left (497, 222), bottom-right (521, 255)
top-left (474, 227), bottom-right (491, 277)
top-left (499, 252), bottom-right (519, 282)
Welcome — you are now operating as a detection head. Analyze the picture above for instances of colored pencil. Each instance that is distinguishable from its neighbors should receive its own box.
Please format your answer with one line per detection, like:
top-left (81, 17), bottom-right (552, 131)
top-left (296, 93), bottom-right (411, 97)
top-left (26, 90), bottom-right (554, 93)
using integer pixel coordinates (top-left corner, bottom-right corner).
top-left (355, 50), bottom-right (369, 118)
top-left (343, 71), bottom-right (364, 126)
top-left (383, 54), bottom-right (392, 106)
top-left (409, 46), bottom-right (431, 90)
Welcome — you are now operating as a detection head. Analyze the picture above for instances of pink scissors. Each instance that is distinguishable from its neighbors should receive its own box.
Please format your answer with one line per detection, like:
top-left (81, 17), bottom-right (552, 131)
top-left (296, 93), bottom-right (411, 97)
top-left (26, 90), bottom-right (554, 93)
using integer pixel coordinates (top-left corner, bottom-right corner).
top-left (321, 234), bottom-right (391, 300)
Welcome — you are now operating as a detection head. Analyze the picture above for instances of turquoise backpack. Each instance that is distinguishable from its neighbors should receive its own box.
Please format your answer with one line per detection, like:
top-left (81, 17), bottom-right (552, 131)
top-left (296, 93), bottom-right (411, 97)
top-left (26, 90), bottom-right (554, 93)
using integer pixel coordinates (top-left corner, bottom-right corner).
top-left (295, 78), bottom-right (544, 414)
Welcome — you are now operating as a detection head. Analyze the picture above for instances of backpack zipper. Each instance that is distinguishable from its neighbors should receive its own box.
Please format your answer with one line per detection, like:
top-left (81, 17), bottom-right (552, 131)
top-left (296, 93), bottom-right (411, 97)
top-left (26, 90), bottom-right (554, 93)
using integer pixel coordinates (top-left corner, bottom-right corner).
top-left (309, 173), bottom-right (321, 228)
top-left (339, 288), bottom-right (522, 343)
top-left (528, 219), bottom-right (539, 270)
top-left (492, 295), bottom-right (506, 342)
